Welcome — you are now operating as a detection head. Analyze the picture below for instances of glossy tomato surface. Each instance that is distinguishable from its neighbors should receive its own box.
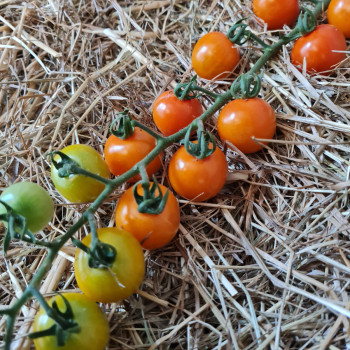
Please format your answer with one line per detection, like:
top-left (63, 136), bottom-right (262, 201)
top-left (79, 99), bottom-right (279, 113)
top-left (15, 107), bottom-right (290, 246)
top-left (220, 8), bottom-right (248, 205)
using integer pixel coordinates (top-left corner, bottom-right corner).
top-left (191, 32), bottom-right (240, 80)
top-left (0, 182), bottom-right (54, 233)
top-left (168, 144), bottom-right (228, 202)
top-left (328, 0), bottom-right (350, 38)
top-left (253, 0), bottom-right (300, 29)
top-left (152, 91), bottom-right (203, 136)
top-left (51, 144), bottom-right (110, 203)
top-left (33, 293), bottom-right (109, 350)
top-left (291, 24), bottom-right (346, 74)
top-left (104, 127), bottom-right (162, 182)
top-left (217, 98), bottom-right (276, 154)
top-left (115, 183), bottom-right (180, 250)
top-left (74, 227), bottom-right (145, 303)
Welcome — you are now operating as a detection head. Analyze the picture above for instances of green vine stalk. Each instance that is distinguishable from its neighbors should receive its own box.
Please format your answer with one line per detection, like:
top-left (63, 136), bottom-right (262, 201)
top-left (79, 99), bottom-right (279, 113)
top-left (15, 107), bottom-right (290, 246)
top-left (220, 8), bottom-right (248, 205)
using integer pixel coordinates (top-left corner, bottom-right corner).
top-left (0, 1), bottom-right (331, 349)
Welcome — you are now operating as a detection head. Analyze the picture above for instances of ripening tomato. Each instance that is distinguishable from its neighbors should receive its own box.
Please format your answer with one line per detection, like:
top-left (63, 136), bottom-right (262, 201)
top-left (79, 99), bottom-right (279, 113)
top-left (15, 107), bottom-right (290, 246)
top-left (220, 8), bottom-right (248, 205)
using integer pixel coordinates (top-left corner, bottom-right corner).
top-left (191, 32), bottom-right (240, 80)
top-left (217, 98), bottom-right (276, 154)
top-left (253, 0), bottom-right (300, 29)
top-left (51, 145), bottom-right (110, 203)
top-left (0, 182), bottom-right (54, 233)
top-left (115, 183), bottom-right (180, 250)
top-left (152, 91), bottom-right (203, 136)
top-left (168, 144), bottom-right (228, 202)
top-left (291, 24), bottom-right (346, 74)
top-left (104, 127), bottom-right (162, 182)
top-left (328, 0), bottom-right (350, 38)
top-left (32, 293), bottom-right (109, 350)
top-left (74, 227), bottom-right (145, 303)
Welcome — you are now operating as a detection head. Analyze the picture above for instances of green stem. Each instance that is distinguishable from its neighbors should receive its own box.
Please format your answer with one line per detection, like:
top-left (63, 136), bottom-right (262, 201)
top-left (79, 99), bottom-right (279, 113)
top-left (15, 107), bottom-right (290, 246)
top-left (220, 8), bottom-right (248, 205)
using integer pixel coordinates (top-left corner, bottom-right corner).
top-left (73, 167), bottom-right (114, 186)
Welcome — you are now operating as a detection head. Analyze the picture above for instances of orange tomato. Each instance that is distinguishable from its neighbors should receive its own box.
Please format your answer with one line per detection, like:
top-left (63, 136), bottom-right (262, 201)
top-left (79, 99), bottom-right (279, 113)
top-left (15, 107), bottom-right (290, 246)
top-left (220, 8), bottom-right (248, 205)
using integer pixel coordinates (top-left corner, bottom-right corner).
top-left (253, 0), bottom-right (300, 30)
top-left (217, 98), bottom-right (276, 154)
top-left (291, 24), bottom-right (346, 74)
top-left (168, 144), bottom-right (228, 202)
top-left (152, 91), bottom-right (203, 136)
top-left (104, 127), bottom-right (162, 183)
top-left (115, 183), bottom-right (180, 250)
top-left (328, 0), bottom-right (350, 38)
top-left (191, 32), bottom-right (240, 80)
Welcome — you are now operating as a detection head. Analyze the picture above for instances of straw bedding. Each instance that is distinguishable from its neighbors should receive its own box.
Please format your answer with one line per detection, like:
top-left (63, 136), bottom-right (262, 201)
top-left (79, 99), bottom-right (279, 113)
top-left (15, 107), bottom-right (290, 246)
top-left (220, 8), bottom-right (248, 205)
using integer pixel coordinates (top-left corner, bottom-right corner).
top-left (0, 0), bottom-right (349, 349)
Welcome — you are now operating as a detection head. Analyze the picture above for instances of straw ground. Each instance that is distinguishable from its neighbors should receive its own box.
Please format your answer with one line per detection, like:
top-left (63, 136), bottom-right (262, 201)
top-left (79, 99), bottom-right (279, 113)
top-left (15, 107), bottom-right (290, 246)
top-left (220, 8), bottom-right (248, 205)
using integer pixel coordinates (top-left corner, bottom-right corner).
top-left (0, 0), bottom-right (350, 349)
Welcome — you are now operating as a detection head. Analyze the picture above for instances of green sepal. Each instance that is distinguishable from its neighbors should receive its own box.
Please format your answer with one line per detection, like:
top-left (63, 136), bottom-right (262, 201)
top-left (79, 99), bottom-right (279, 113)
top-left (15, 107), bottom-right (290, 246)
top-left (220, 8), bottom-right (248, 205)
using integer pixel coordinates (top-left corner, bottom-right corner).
top-left (109, 110), bottom-right (135, 139)
top-left (173, 76), bottom-right (199, 100)
top-left (226, 18), bottom-right (250, 45)
top-left (49, 151), bottom-right (80, 178)
top-left (133, 178), bottom-right (169, 214)
top-left (0, 201), bottom-right (36, 254)
top-left (72, 237), bottom-right (117, 269)
top-left (230, 73), bottom-right (261, 99)
top-left (181, 121), bottom-right (216, 159)
top-left (88, 241), bottom-right (117, 268)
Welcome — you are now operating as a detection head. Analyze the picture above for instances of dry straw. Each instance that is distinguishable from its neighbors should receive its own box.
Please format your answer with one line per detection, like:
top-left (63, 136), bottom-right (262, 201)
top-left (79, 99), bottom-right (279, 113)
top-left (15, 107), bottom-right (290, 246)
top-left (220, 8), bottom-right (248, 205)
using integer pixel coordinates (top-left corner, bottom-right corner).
top-left (1, 0), bottom-right (350, 349)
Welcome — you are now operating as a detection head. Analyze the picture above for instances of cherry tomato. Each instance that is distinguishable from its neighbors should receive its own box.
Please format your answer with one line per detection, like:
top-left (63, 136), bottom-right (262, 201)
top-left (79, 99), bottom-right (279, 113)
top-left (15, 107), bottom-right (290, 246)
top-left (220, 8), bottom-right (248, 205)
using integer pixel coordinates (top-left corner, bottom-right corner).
top-left (291, 24), bottom-right (346, 74)
top-left (253, 0), bottom-right (300, 30)
top-left (104, 127), bottom-right (162, 182)
top-left (152, 91), bottom-right (203, 136)
top-left (191, 32), bottom-right (240, 80)
top-left (328, 0), bottom-right (350, 38)
top-left (0, 182), bottom-right (54, 233)
top-left (33, 293), bottom-right (109, 350)
top-left (168, 143), bottom-right (228, 202)
top-left (51, 145), bottom-right (110, 203)
top-left (74, 227), bottom-right (145, 303)
top-left (217, 98), bottom-right (276, 154)
top-left (115, 183), bottom-right (180, 250)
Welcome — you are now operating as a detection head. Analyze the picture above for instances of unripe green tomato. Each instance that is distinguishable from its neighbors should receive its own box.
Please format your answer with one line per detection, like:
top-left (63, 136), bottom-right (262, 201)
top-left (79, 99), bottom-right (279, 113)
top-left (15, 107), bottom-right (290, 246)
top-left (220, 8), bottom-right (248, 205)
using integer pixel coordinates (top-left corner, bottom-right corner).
top-left (0, 182), bottom-right (54, 233)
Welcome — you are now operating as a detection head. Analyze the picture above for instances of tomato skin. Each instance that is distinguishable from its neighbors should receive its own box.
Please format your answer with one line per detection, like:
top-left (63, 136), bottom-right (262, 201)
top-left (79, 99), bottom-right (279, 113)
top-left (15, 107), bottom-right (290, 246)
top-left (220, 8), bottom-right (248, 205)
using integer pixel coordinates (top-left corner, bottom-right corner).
top-left (104, 127), bottom-right (162, 182)
top-left (74, 228), bottom-right (145, 303)
top-left (291, 24), bottom-right (346, 74)
top-left (152, 91), bottom-right (203, 136)
top-left (217, 98), bottom-right (276, 154)
top-left (0, 182), bottom-right (54, 233)
top-left (115, 184), bottom-right (180, 250)
top-left (33, 293), bottom-right (109, 350)
top-left (328, 0), bottom-right (350, 38)
top-left (51, 145), bottom-right (110, 203)
top-left (253, 0), bottom-right (300, 29)
top-left (191, 32), bottom-right (240, 80)
top-left (168, 145), bottom-right (228, 202)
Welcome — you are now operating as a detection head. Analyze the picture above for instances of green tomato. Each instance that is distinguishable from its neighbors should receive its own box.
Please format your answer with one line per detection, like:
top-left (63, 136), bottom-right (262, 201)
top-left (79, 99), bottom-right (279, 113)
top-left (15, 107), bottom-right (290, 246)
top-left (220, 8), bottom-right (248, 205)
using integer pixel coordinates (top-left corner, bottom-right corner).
top-left (33, 293), bottom-right (109, 350)
top-left (0, 182), bottom-right (54, 233)
top-left (51, 145), bottom-right (110, 203)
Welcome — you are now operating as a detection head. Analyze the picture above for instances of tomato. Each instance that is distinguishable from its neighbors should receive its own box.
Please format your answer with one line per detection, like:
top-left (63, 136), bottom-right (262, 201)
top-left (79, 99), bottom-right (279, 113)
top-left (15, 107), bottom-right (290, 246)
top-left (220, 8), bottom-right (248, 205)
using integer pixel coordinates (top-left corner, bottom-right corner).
top-left (33, 293), bottom-right (109, 350)
top-left (191, 32), bottom-right (240, 80)
top-left (168, 144), bottom-right (228, 202)
top-left (104, 127), bottom-right (162, 182)
top-left (328, 0), bottom-right (350, 38)
top-left (152, 91), bottom-right (203, 136)
top-left (253, 0), bottom-right (300, 30)
top-left (115, 183), bottom-right (180, 250)
top-left (291, 24), bottom-right (346, 74)
top-left (0, 182), bottom-right (54, 233)
top-left (74, 227), bottom-right (145, 303)
top-left (217, 98), bottom-right (276, 154)
top-left (51, 145), bottom-right (110, 203)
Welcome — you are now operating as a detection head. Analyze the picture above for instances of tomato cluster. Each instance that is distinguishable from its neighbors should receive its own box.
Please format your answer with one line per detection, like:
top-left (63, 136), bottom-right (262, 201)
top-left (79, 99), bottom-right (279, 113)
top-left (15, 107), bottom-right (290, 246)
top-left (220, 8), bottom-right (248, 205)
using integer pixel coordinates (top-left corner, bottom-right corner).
top-left (1, 2), bottom-right (348, 349)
